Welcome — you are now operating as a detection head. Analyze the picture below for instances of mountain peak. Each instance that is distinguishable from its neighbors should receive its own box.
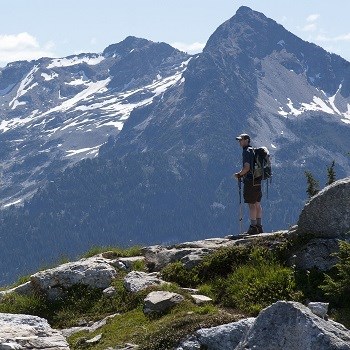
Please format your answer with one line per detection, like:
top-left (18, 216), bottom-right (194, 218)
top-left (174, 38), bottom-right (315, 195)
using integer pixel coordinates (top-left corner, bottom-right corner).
top-left (103, 36), bottom-right (151, 58)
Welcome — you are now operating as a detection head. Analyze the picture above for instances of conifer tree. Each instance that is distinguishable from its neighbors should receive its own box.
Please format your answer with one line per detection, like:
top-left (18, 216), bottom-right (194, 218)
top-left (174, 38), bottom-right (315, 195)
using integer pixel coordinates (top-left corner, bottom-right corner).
top-left (305, 171), bottom-right (320, 199)
top-left (326, 160), bottom-right (336, 186)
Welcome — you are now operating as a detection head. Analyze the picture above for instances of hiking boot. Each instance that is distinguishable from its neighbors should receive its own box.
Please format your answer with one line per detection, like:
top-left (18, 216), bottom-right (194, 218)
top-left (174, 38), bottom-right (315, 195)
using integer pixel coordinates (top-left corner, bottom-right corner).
top-left (256, 224), bottom-right (264, 233)
top-left (246, 225), bottom-right (259, 235)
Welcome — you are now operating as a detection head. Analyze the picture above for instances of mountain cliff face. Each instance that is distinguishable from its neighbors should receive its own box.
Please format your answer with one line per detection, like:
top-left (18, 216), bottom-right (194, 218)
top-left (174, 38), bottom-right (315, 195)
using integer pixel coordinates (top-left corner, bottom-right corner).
top-left (0, 6), bottom-right (350, 285)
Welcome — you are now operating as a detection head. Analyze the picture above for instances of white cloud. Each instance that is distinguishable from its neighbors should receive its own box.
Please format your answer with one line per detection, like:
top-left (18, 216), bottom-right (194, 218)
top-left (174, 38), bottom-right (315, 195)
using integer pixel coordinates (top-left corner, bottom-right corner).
top-left (0, 32), bottom-right (55, 67)
top-left (316, 33), bottom-right (350, 42)
top-left (171, 42), bottom-right (205, 54)
top-left (302, 14), bottom-right (320, 32)
top-left (302, 23), bottom-right (317, 32)
top-left (306, 14), bottom-right (320, 22)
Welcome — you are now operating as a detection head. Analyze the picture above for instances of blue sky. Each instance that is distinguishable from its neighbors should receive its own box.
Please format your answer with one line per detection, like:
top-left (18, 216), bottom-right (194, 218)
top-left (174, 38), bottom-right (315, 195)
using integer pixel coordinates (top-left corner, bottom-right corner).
top-left (1, 0), bottom-right (350, 67)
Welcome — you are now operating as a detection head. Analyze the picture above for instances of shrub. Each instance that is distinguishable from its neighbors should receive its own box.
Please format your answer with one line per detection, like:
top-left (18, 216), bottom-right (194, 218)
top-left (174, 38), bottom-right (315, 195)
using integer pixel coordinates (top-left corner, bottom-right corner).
top-left (219, 248), bottom-right (302, 315)
top-left (161, 261), bottom-right (199, 287)
top-left (320, 241), bottom-right (350, 306)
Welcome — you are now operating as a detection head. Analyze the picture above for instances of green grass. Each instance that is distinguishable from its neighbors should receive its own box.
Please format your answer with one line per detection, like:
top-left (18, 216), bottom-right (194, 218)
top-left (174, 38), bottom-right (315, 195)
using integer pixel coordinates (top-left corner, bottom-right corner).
top-left (69, 302), bottom-right (238, 350)
top-left (80, 245), bottom-right (142, 259)
top-left (2, 240), bottom-right (350, 349)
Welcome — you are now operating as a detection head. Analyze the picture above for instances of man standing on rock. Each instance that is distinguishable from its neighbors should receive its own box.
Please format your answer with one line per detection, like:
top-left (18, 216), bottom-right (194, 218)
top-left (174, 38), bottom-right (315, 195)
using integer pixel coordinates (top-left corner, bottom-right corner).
top-left (234, 133), bottom-right (263, 235)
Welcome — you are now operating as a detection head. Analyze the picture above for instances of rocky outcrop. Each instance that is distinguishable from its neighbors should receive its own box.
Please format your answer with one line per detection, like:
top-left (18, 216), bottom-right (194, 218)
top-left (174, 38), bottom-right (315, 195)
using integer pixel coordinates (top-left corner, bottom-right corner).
top-left (142, 239), bottom-right (229, 271)
top-left (30, 256), bottom-right (117, 300)
top-left (177, 301), bottom-right (350, 350)
top-left (297, 177), bottom-right (350, 238)
top-left (142, 235), bottom-right (285, 272)
top-left (143, 291), bottom-right (184, 314)
top-left (0, 313), bottom-right (69, 350)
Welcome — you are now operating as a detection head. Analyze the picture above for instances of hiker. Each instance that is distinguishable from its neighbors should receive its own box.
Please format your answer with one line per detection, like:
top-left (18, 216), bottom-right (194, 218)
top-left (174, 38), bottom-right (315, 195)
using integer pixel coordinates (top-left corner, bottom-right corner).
top-left (234, 133), bottom-right (263, 235)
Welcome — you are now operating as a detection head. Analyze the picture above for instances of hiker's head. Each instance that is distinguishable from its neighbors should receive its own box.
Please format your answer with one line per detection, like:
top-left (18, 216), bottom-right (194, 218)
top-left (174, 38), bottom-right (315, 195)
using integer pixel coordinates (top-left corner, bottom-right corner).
top-left (236, 133), bottom-right (250, 147)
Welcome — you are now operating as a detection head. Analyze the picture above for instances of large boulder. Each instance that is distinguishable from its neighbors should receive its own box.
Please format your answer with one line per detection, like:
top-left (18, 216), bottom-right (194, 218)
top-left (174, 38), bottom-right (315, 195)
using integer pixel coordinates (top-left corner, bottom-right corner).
top-left (143, 291), bottom-right (184, 315)
top-left (297, 177), bottom-right (350, 238)
top-left (177, 318), bottom-right (255, 350)
top-left (176, 301), bottom-right (350, 350)
top-left (237, 301), bottom-right (350, 349)
top-left (0, 313), bottom-right (69, 350)
top-left (123, 271), bottom-right (166, 293)
top-left (30, 256), bottom-right (117, 300)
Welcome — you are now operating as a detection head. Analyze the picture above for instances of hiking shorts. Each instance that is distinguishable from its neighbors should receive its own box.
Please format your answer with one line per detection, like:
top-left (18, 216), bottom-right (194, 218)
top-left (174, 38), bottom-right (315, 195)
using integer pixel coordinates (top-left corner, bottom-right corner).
top-left (243, 178), bottom-right (262, 204)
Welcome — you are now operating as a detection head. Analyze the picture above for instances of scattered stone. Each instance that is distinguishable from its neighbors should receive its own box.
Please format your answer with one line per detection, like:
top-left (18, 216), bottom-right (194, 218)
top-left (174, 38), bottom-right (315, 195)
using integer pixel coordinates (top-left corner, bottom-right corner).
top-left (85, 334), bottom-right (102, 344)
top-left (30, 256), bottom-right (117, 300)
top-left (61, 313), bottom-right (118, 337)
top-left (297, 177), bottom-right (350, 238)
top-left (103, 286), bottom-right (117, 296)
top-left (143, 291), bottom-right (184, 314)
top-left (124, 271), bottom-right (165, 293)
top-left (0, 313), bottom-right (69, 350)
top-left (181, 287), bottom-right (200, 294)
top-left (191, 294), bottom-right (213, 305)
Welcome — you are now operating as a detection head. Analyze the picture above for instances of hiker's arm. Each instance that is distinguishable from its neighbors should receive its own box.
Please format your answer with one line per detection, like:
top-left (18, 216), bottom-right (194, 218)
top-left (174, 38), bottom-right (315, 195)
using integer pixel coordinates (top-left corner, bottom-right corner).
top-left (234, 162), bottom-right (250, 179)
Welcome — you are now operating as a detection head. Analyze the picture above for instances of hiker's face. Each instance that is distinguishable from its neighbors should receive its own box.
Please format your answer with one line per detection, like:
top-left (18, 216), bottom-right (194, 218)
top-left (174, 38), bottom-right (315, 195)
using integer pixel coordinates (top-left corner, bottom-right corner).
top-left (239, 139), bottom-right (249, 147)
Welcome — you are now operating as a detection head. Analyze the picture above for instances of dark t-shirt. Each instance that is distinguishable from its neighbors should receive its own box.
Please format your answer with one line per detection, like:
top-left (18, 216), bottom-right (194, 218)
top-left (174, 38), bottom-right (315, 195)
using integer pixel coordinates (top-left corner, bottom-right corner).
top-left (242, 146), bottom-right (254, 180)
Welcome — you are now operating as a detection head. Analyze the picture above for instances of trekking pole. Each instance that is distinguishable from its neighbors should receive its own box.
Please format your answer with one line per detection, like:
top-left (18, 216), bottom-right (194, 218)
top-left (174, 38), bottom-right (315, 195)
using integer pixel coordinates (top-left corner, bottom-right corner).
top-left (238, 178), bottom-right (243, 235)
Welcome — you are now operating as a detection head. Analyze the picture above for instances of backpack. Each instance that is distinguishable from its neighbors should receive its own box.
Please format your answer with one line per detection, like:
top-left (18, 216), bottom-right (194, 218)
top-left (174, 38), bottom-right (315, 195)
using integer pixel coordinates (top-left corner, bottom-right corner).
top-left (252, 146), bottom-right (272, 181)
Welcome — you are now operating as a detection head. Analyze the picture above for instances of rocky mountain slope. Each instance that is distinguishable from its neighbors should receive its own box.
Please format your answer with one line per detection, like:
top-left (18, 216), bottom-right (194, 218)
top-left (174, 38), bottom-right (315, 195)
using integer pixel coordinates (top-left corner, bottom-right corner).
top-left (0, 6), bottom-right (350, 285)
top-left (1, 177), bottom-right (350, 349)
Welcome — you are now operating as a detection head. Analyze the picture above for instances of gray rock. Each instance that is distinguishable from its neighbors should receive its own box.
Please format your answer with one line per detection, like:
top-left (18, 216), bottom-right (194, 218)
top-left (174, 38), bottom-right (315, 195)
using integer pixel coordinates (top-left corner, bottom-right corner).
top-left (123, 271), bottom-right (165, 293)
top-left (118, 256), bottom-right (145, 270)
top-left (177, 301), bottom-right (350, 350)
top-left (143, 291), bottom-right (184, 314)
top-left (142, 234), bottom-right (287, 272)
top-left (103, 286), bottom-right (117, 296)
top-left (30, 256), bottom-right (117, 300)
top-left (236, 301), bottom-right (350, 349)
top-left (61, 313), bottom-right (118, 337)
top-left (176, 318), bottom-right (254, 350)
top-left (0, 313), bottom-right (69, 350)
top-left (142, 239), bottom-right (233, 271)
top-left (297, 177), bottom-right (350, 238)
top-left (85, 334), bottom-right (102, 344)
top-left (289, 238), bottom-right (340, 271)
top-left (0, 282), bottom-right (34, 300)
top-left (191, 294), bottom-right (213, 305)
top-left (308, 301), bottom-right (329, 319)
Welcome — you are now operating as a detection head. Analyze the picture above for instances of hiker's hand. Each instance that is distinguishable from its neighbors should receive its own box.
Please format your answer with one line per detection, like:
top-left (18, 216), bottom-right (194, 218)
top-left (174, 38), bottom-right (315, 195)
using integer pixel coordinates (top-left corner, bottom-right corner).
top-left (234, 172), bottom-right (242, 179)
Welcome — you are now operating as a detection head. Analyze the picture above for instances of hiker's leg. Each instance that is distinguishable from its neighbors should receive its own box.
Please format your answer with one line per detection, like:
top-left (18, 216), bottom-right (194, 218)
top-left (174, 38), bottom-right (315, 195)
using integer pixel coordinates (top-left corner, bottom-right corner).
top-left (249, 203), bottom-right (257, 225)
top-left (256, 202), bottom-right (262, 221)
top-left (256, 202), bottom-right (263, 233)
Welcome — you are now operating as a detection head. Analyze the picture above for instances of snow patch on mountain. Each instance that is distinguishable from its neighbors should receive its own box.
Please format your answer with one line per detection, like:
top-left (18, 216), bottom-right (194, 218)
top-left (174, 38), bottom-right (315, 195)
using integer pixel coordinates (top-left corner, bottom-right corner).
top-left (278, 85), bottom-right (349, 123)
top-left (47, 55), bottom-right (104, 69)
top-left (10, 65), bottom-right (39, 109)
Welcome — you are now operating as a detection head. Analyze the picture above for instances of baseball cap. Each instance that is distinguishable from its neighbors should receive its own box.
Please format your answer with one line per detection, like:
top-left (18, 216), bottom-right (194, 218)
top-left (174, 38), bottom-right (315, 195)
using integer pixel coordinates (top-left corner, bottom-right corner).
top-left (235, 133), bottom-right (250, 141)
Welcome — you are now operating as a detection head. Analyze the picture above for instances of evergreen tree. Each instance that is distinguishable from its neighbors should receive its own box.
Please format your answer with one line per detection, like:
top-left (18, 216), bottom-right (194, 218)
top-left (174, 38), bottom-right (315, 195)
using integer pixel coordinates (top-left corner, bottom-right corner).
top-left (304, 171), bottom-right (320, 199)
top-left (326, 160), bottom-right (336, 186)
